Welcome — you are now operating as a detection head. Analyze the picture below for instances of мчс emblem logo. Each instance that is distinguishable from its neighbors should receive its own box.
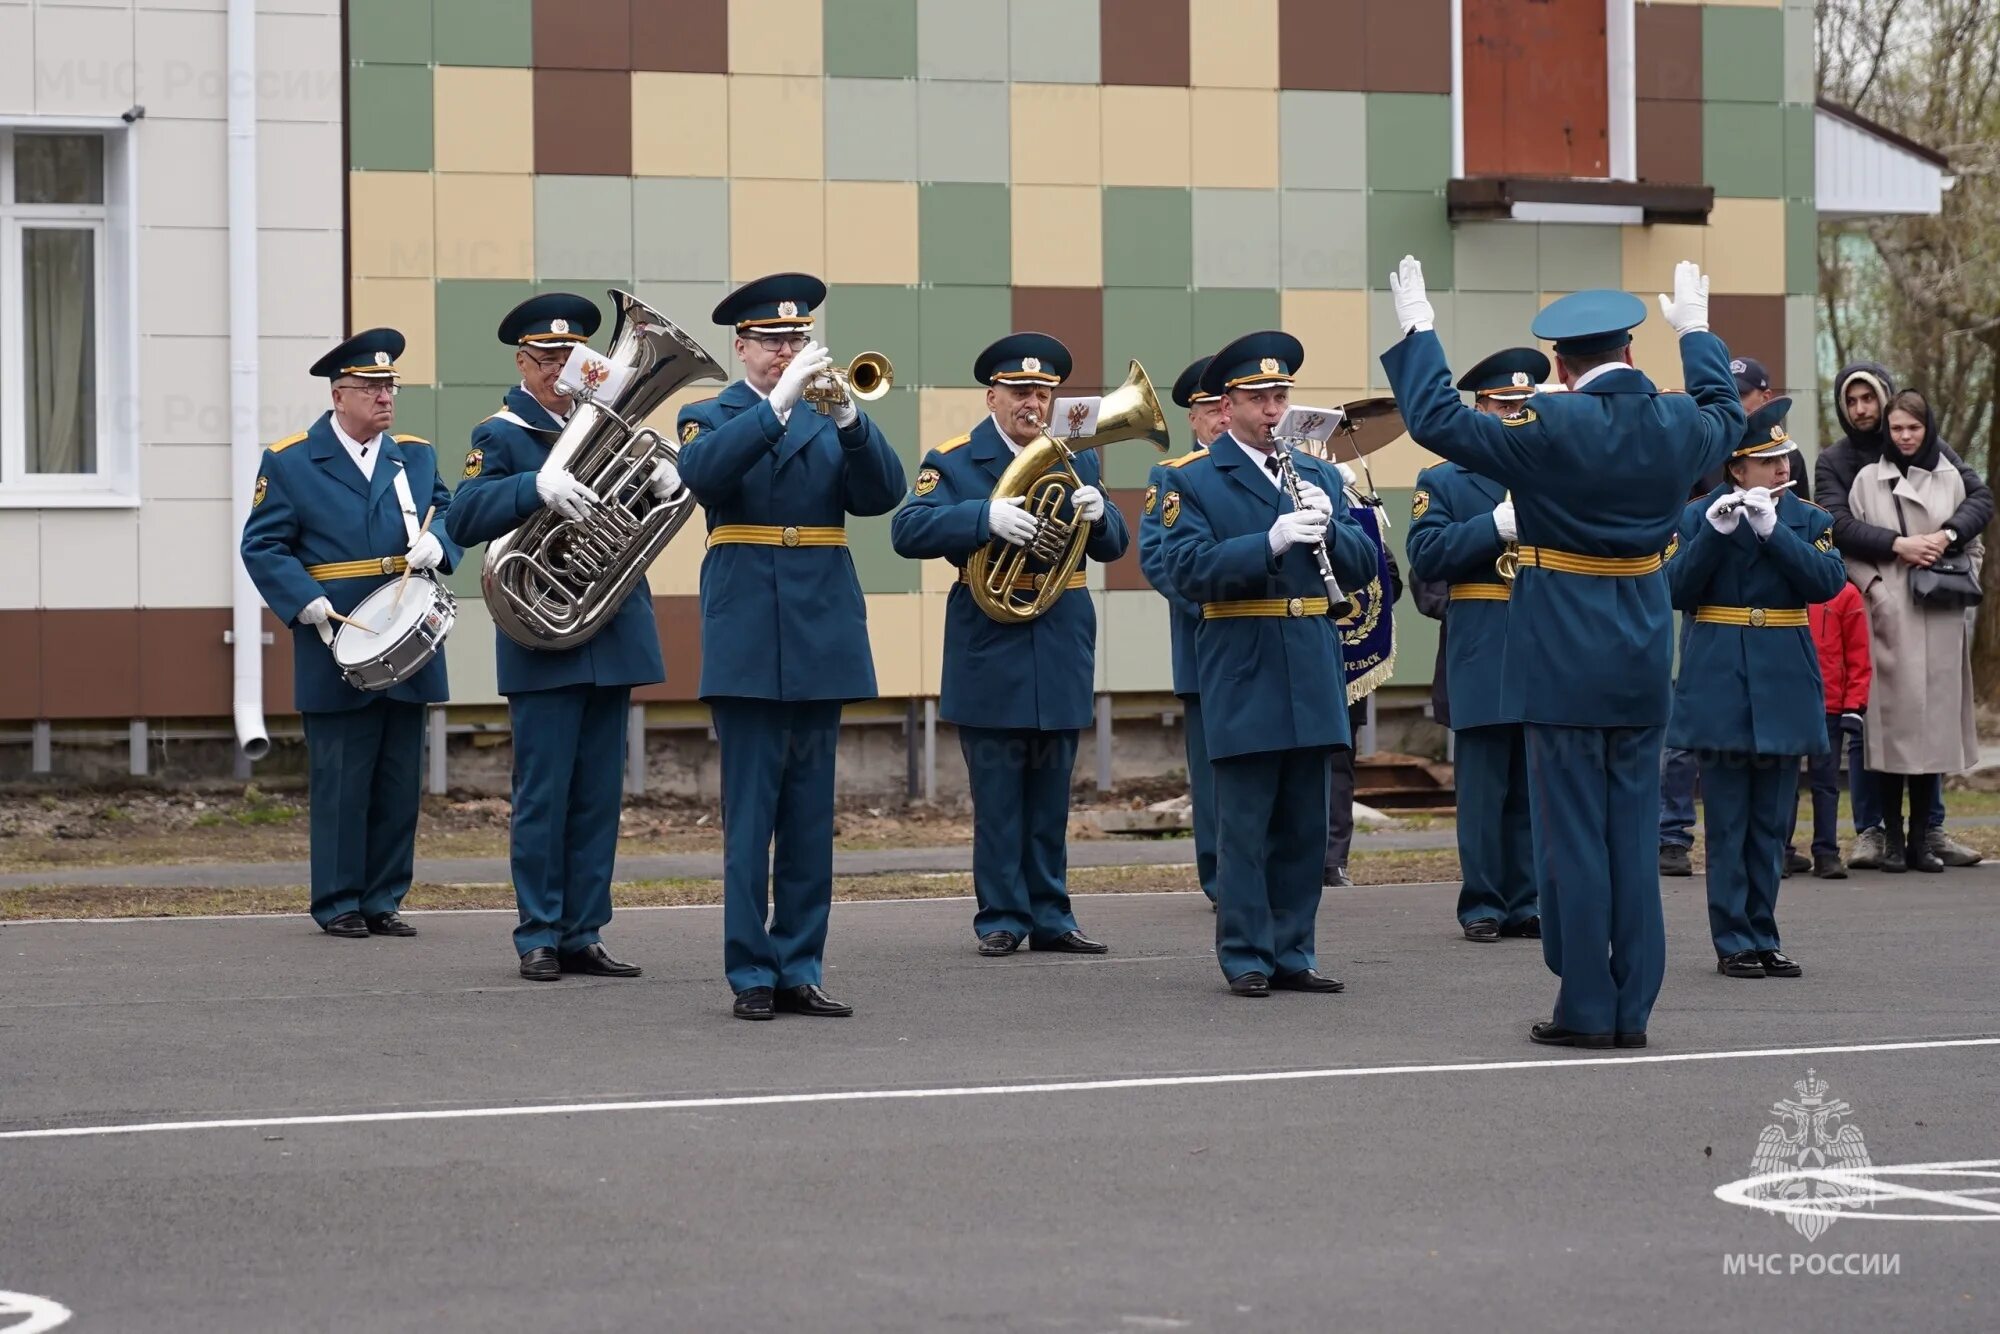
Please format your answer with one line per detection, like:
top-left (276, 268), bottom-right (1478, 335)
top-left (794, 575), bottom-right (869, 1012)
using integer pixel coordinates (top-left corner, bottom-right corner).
top-left (1747, 1068), bottom-right (1874, 1241)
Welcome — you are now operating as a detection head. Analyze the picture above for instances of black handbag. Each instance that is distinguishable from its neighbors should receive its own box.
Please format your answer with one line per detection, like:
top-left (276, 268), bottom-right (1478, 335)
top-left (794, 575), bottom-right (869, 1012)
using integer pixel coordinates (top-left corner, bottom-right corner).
top-left (1897, 503), bottom-right (1983, 609)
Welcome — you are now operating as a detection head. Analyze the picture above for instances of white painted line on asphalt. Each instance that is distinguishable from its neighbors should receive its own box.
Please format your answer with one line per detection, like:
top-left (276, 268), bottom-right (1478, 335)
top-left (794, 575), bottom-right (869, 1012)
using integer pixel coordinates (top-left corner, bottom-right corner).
top-left (0, 1290), bottom-right (72, 1333)
top-left (4, 1035), bottom-right (1996, 1144)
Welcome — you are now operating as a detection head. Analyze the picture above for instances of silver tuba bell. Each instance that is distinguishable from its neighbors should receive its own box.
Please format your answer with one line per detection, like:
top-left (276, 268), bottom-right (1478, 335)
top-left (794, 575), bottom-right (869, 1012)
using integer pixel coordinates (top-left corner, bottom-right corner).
top-left (482, 289), bottom-right (724, 650)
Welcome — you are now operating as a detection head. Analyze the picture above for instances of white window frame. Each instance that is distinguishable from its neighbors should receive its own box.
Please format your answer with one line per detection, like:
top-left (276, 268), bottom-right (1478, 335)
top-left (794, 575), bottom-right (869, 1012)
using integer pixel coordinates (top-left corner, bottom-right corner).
top-left (1450, 0), bottom-right (1638, 185)
top-left (0, 116), bottom-right (139, 509)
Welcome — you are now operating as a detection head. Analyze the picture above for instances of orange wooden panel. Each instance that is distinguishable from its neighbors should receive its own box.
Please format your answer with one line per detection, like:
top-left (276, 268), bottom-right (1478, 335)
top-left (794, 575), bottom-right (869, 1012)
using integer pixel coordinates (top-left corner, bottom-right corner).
top-left (1462, 0), bottom-right (1608, 178)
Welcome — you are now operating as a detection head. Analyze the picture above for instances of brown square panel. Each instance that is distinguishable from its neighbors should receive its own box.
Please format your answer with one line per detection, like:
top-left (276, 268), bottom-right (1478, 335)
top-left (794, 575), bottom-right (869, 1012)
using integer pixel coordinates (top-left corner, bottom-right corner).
top-left (1013, 287), bottom-right (1105, 395)
top-left (262, 608), bottom-right (297, 718)
top-left (1101, 0), bottom-right (1189, 87)
top-left (534, 0), bottom-right (633, 71)
top-left (138, 609), bottom-right (234, 717)
top-left (1365, 0), bottom-right (1451, 94)
top-left (1710, 295), bottom-right (1787, 392)
top-left (1279, 0), bottom-right (1365, 91)
top-left (1636, 4), bottom-right (1702, 102)
top-left (41, 610), bottom-right (141, 720)
top-left (0, 611), bottom-right (41, 719)
top-left (1637, 98), bottom-right (1703, 185)
top-left (535, 69), bottom-right (634, 176)
top-left (1102, 488), bottom-right (1153, 591)
top-left (633, 595), bottom-right (702, 703)
top-left (633, 0), bottom-right (729, 73)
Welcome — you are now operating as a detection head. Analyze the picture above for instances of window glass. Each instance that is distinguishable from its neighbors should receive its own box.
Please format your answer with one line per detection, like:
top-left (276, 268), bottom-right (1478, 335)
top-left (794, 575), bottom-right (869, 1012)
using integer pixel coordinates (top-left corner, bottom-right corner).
top-left (24, 228), bottom-right (99, 474)
top-left (16, 135), bottom-right (106, 205)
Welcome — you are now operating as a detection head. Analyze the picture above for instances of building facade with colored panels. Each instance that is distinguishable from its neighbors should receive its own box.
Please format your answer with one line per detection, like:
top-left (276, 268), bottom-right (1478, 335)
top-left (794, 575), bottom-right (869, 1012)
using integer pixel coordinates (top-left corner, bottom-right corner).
top-left (0, 0), bottom-right (1816, 766)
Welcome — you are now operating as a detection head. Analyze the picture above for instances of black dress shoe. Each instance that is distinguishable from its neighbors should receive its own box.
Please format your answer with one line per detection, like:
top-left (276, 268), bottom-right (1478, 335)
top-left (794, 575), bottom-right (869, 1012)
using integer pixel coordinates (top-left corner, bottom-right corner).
top-left (1272, 968), bottom-right (1345, 993)
top-left (977, 931), bottom-right (1022, 957)
top-left (519, 946), bottom-right (560, 981)
top-left (1501, 916), bottom-right (1542, 939)
top-left (1783, 850), bottom-right (1811, 878)
top-left (1029, 930), bottom-right (1107, 954)
top-left (1659, 844), bottom-right (1692, 877)
top-left (1463, 918), bottom-right (1500, 943)
top-left (1907, 846), bottom-right (1945, 873)
top-left (323, 912), bottom-right (369, 939)
top-left (1615, 1032), bottom-right (1647, 1048)
top-left (1529, 1021), bottom-right (1614, 1048)
top-left (1227, 972), bottom-right (1270, 998)
top-left (1718, 950), bottom-right (1765, 978)
top-left (559, 943), bottom-right (642, 977)
top-left (775, 983), bottom-right (853, 1017)
top-left (365, 911), bottom-right (417, 937)
top-left (1758, 950), bottom-right (1802, 978)
top-left (733, 986), bottom-right (775, 1020)
top-left (1812, 853), bottom-right (1847, 879)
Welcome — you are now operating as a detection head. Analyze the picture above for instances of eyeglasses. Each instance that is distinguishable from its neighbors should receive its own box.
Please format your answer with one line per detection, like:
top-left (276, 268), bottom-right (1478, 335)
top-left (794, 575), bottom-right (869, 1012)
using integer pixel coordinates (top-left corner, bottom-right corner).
top-left (335, 382), bottom-right (398, 399)
top-left (746, 333), bottom-right (811, 352)
top-left (520, 349), bottom-right (567, 371)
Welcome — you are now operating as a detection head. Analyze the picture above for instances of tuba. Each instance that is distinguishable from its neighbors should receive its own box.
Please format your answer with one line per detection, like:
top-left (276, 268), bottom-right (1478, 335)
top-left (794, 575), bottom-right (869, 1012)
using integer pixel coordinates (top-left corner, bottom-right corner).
top-left (965, 359), bottom-right (1171, 623)
top-left (483, 289), bottom-right (724, 650)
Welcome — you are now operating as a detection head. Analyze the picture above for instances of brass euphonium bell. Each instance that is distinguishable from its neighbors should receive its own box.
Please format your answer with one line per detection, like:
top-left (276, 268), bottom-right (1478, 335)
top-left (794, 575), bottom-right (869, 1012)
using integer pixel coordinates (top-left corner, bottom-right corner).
top-left (966, 359), bottom-right (1171, 624)
top-left (803, 351), bottom-right (894, 413)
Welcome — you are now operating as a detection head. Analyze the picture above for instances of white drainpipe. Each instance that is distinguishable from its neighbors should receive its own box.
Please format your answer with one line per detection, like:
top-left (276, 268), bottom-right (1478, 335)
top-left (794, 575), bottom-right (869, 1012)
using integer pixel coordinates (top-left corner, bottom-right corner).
top-left (227, 0), bottom-right (269, 760)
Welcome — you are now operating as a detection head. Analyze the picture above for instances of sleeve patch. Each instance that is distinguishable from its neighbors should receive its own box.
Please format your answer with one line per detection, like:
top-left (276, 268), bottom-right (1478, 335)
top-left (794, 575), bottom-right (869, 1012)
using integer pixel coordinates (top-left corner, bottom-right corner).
top-left (253, 475), bottom-right (268, 508)
top-left (680, 419), bottom-right (701, 445)
top-left (1161, 490), bottom-right (1182, 529)
top-left (462, 448), bottom-right (484, 479)
top-left (913, 467), bottom-right (941, 496)
top-left (1411, 489), bottom-right (1430, 519)
top-left (1142, 483), bottom-right (1158, 515)
top-left (1815, 530), bottom-right (1834, 552)
top-left (1502, 407), bottom-right (1538, 427)
top-left (1663, 532), bottom-right (1681, 562)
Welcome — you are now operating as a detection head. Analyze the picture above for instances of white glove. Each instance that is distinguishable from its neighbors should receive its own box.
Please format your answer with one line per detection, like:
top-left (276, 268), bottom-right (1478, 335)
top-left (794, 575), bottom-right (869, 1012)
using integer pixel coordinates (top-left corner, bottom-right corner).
top-left (1295, 479), bottom-right (1334, 516)
top-left (1706, 490), bottom-right (1744, 536)
top-left (769, 342), bottom-right (832, 422)
top-left (536, 467), bottom-right (600, 522)
top-left (831, 393), bottom-right (860, 430)
top-left (1389, 255), bottom-right (1435, 333)
top-left (648, 457), bottom-right (682, 500)
top-left (405, 531), bottom-right (444, 572)
top-left (1268, 509), bottom-right (1330, 557)
top-left (1071, 484), bottom-right (1106, 524)
top-left (1658, 260), bottom-right (1710, 336)
top-left (1741, 486), bottom-right (1778, 539)
top-left (1334, 461), bottom-right (1357, 489)
top-left (1491, 500), bottom-right (1517, 543)
top-left (297, 595), bottom-right (335, 647)
top-left (986, 495), bottom-right (1041, 547)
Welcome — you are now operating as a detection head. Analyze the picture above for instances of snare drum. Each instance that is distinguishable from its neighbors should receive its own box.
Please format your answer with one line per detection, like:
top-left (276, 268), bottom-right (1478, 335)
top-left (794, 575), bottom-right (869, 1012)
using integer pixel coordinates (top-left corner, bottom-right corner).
top-left (332, 576), bottom-right (457, 692)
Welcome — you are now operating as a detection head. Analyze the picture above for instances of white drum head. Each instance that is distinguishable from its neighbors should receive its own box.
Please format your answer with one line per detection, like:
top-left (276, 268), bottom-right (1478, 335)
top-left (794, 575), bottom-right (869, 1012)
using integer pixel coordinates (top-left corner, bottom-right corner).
top-left (333, 580), bottom-right (436, 667)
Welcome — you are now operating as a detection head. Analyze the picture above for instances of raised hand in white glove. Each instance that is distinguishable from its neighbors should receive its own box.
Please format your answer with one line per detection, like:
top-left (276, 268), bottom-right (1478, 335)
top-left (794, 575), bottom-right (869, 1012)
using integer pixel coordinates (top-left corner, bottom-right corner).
top-left (1706, 489), bottom-right (1744, 536)
top-left (1070, 484), bottom-right (1107, 525)
top-left (1389, 254), bottom-right (1435, 334)
top-left (648, 457), bottom-right (683, 500)
top-left (1269, 508), bottom-right (1330, 557)
top-left (1295, 479), bottom-right (1335, 516)
top-left (986, 495), bottom-right (1041, 547)
top-left (1492, 500), bottom-right (1517, 543)
top-left (769, 342), bottom-right (833, 422)
top-left (536, 466), bottom-right (600, 522)
top-left (1658, 260), bottom-right (1710, 336)
top-left (1740, 486), bottom-right (1778, 539)
top-left (405, 531), bottom-right (445, 572)
top-left (297, 595), bottom-right (336, 646)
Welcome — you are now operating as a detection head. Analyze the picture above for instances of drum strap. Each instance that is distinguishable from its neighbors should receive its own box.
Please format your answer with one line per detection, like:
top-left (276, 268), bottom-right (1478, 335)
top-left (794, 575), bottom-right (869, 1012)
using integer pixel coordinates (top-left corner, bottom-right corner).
top-left (391, 465), bottom-right (419, 546)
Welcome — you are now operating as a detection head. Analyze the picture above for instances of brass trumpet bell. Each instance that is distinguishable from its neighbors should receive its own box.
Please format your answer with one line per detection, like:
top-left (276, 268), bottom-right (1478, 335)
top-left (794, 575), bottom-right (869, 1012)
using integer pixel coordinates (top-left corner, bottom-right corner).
top-left (804, 351), bottom-right (894, 412)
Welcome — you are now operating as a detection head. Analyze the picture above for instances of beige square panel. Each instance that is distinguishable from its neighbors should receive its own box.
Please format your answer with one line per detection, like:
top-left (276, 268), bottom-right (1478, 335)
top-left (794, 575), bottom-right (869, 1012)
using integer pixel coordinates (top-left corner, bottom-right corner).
top-left (349, 172), bottom-right (435, 280)
top-left (434, 67), bottom-right (535, 175)
top-left (1702, 198), bottom-right (1787, 296)
top-left (1191, 89), bottom-right (1279, 188)
top-left (728, 76), bottom-right (826, 180)
top-left (1101, 87), bottom-right (1191, 187)
top-left (1366, 434), bottom-right (1446, 490)
top-left (920, 387), bottom-right (990, 451)
top-left (349, 278), bottom-right (439, 385)
top-left (828, 181), bottom-right (920, 285)
top-left (920, 557), bottom-right (959, 594)
top-left (435, 173), bottom-right (536, 281)
top-left (730, 179), bottom-right (827, 281)
top-left (1012, 83), bottom-right (1102, 185)
top-left (1190, 0), bottom-right (1279, 89)
top-left (0, 518), bottom-right (40, 610)
top-left (42, 513), bottom-right (140, 610)
top-left (632, 73), bottom-right (730, 178)
top-left (1012, 185), bottom-right (1103, 288)
top-left (1281, 290), bottom-right (1371, 393)
top-left (866, 594), bottom-right (925, 698)
top-left (914, 591), bottom-right (949, 696)
top-left (729, 0), bottom-right (824, 75)
top-left (140, 501), bottom-right (234, 608)
top-left (1619, 222), bottom-right (1708, 296)
top-left (1629, 313), bottom-right (1686, 393)
top-left (643, 500), bottom-right (711, 597)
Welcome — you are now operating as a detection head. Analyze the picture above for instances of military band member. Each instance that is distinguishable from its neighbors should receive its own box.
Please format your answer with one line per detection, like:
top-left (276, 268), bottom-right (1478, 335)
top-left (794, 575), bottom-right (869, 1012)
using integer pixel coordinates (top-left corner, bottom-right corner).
top-left (1665, 398), bottom-right (1844, 979)
top-left (240, 329), bottom-right (459, 939)
top-left (890, 334), bottom-right (1127, 957)
top-left (677, 273), bottom-right (907, 1020)
top-left (1381, 258), bottom-right (1746, 1047)
top-left (1138, 355), bottom-right (1229, 906)
top-left (1405, 348), bottom-right (1547, 943)
top-left (1157, 332), bottom-right (1379, 998)
top-left (445, 295), bottom-right (670, 982)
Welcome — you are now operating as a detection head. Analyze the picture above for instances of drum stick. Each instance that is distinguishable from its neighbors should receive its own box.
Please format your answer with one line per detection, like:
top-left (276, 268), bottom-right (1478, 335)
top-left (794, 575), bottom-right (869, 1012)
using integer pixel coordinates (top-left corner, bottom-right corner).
top-left (326, 610), bottom-right (365, 628)
top-left (390, 505), bottom-right (437, 616)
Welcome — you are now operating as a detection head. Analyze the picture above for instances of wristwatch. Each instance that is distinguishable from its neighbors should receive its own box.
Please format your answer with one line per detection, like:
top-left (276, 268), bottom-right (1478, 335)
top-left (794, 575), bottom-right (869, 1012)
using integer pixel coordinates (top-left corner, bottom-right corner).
top-left (1944, 526), bottom-right (1960, 546)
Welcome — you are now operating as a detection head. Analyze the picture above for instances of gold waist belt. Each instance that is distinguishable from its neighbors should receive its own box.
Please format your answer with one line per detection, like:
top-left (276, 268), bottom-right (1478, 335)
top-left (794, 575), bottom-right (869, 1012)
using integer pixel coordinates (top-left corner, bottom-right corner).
top-left (305, 556), bottom-right (407, 580)
top-left (1694, 605), bottom-right (1808, 628)
top-left (706, 524), bottom-right (848, 549)
top-left (1202, 596), bottom-right (1332, 620)
top-left (1514, 545), bottom-right (1664, 577)
top-left (959, 569), bottom-right (1088, 592)
top-left (1448, 583), bottom-right (1511, 602)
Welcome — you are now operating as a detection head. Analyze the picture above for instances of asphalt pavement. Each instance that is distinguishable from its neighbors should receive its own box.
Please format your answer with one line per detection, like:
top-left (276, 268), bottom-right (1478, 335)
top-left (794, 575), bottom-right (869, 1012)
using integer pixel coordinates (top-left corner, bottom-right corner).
top-left (2, 866), bottom-right (1997, 1332)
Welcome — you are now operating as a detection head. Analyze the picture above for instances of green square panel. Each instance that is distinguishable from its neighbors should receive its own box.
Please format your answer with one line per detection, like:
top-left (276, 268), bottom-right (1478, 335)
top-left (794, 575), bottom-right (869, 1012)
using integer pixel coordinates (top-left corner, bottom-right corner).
top-left (1785, 198), bottom-right (1816, 296)
top-left (435, 0), bottom-right (532, 67)
top-left (1376, 487), bottom-right (1439, 689)
top-left (1451, 291), bottom-right (1539, 368)
top-left (849, 518), bottom-right (921, 594)
top-left (861, 384), bottom-right (923, 476)
top-left (348, 65), bottom-right (434, 172)
top-left (919, 183), bottom-right (1011, 286)
top-left (1782, 103), bottom-right (1814, 199)
top-left (435, 281), bottom-right (539, 385)
top-left (1535, 224), bottom-right (1622, 292)
top-left (1103, 187), bottom-right (1192, 289)
top-left (1365, 94), bottom-right (1451, 193)
top-left (1453, 221), bottom-right (1538, 293)
top-left (390, 385), bottom-right (438, 443)
top-left (535, 175), bottom-right (634, 282)
top-left (917, 286), bottom-right (1012, 387)
top-left (349, 0), bottom-right (432, 65)
top-left (827, 285), bottom-right (923, 392)
top-left (1703, 102), bottom-right (1785, 199)
top-left (1102, 288), bottom-right (1193, 486)
top-left (825, 0), bottom-right (919, 78)
top-left (1704, 7), bottom-right (1785, 106)
top-left (1192, 289), bottom-right (1279, 357)
top-left (1365, 191), bottom-right (1452, 292)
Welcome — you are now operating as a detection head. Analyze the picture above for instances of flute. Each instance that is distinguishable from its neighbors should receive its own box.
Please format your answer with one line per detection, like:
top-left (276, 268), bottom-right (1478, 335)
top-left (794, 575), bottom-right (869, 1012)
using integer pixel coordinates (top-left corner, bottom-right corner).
top-left (1271, 439), bottom-right (1355, 619)
top-left (1715, 479), bottom-right (1796, 517)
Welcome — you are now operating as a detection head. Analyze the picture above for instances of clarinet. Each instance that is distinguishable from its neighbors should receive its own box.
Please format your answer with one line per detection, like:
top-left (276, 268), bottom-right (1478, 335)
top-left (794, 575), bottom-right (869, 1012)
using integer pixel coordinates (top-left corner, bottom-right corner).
top-left (1271, 439), bottom-right (1354, 619)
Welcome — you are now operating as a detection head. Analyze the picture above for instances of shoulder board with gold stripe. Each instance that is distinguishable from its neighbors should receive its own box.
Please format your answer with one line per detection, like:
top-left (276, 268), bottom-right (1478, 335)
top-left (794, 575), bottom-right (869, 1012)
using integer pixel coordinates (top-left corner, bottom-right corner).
top-left (934, 433), bottom-right (973, 455)
top-left (680, 397), bottom-right (717, 411)
top-left (392, 434), bottom-right (430, 446)
top-left (1162, 450), bottom-right (1207, 470)
top-left (268, 431), bottom-right (309, 454)
top-left (1795, 496), bottom-right (1829, 514)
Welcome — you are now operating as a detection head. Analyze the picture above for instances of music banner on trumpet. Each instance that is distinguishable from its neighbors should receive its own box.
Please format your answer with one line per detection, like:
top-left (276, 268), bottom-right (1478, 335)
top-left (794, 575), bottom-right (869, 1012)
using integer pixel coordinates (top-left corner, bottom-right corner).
top-left (558, 345), bottom-right (633, 404)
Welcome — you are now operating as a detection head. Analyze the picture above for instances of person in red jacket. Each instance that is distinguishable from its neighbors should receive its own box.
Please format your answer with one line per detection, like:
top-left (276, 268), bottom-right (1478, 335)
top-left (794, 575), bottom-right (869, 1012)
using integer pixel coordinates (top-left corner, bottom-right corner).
top-left (1793, 582), bottom-right (1873, 877)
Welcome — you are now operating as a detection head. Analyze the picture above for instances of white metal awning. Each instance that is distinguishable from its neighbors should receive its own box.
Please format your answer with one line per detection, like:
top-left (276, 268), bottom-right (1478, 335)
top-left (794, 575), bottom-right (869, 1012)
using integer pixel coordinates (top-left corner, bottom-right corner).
top-left (1816, 99), bottom-right (1951, 220)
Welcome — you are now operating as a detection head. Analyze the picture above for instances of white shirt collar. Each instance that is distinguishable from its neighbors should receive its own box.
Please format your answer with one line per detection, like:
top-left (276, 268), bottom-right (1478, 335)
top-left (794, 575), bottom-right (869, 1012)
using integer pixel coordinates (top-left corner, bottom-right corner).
top-left (1226, 431), bottom-right (1283, 489)
top-left (520, 382), bottom-right (569, 426)
top-left (1571, 361), bottom-right (1625, 390)
top-left (330, 417), bottom-right (382, 479)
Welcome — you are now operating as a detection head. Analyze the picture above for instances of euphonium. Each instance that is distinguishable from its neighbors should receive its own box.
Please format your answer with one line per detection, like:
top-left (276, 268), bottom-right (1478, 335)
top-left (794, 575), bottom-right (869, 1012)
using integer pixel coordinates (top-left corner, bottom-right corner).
top-left (1495, 488), bottom-right (1518, 582)
top-left (965, 359), bottom-right (1171, 623)
top-left (483, 289), bottom-right (724, 650)
top-left (802, 351), bottom-right (893, 414)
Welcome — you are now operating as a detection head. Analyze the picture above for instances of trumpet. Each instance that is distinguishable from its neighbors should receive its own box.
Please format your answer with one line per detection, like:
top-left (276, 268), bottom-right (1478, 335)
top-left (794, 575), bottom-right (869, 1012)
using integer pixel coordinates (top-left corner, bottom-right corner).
top-left (802, 351), bottom-right (893, 414)
top-left (1713, 479), bottom-right (1796, 517)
